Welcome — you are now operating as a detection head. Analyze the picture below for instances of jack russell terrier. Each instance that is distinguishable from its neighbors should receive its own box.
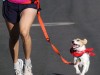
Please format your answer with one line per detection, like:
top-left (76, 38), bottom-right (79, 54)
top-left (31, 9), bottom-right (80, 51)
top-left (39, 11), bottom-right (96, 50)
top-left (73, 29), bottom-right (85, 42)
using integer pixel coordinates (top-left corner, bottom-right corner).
top-left (70, 38), bottom-right (95, 75)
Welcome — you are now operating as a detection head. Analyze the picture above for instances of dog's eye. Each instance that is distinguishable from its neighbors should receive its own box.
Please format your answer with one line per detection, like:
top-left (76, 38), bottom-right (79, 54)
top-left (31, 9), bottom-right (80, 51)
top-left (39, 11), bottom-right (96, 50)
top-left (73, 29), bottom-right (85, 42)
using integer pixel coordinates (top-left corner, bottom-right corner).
top-left (77, 39), bottom-right (80, 41)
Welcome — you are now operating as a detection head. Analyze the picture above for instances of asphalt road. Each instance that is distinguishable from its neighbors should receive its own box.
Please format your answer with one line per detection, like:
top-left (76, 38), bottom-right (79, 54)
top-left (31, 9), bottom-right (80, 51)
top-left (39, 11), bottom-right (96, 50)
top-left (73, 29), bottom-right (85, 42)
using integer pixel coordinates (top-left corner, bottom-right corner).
top-left (0, 0), bottom-right (100, 75)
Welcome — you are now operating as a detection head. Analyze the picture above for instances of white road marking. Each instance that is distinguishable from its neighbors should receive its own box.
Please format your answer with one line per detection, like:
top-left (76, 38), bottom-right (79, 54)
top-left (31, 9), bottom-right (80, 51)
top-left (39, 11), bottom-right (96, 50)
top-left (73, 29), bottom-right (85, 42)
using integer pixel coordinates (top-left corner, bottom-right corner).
top-left (32, 22), bottom-right (75, 27)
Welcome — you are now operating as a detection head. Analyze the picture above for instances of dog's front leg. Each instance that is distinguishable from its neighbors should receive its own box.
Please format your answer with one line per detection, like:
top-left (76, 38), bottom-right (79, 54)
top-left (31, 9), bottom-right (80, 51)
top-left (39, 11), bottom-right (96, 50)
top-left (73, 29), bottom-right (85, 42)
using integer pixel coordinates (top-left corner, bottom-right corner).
top-left (74, 58), bottom-right (81, 74)
top-left (74, 64), bottom-right (81, 74)
top-left (80, 64), bottom-right (87, 75)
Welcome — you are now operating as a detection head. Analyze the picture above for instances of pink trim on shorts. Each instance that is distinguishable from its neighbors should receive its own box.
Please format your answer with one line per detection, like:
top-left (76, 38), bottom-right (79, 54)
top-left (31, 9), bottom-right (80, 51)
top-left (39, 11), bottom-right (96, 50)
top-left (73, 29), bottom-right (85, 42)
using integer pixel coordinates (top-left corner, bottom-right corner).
top-left (8, 0), bottom-right (31, 4)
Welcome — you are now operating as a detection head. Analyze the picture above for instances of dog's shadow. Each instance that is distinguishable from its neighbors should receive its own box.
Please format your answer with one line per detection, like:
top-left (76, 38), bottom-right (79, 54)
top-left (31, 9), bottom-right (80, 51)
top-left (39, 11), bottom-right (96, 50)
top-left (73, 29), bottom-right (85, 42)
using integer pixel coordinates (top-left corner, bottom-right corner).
top-left (52, 73), bottom-right (64, 75)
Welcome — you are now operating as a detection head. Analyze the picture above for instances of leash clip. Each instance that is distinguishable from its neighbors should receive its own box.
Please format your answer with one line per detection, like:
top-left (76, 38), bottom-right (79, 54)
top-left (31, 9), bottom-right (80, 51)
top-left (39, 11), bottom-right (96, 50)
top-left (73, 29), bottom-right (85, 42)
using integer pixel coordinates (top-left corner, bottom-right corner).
top-left (46, 38), bottom-right (50, 42)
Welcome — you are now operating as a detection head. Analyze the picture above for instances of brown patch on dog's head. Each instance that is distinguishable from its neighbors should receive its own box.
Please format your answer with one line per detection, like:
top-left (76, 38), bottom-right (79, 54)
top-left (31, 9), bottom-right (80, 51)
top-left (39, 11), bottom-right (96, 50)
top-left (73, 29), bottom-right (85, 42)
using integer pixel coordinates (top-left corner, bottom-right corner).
top-left (82, 39), bottom-right (88, 45)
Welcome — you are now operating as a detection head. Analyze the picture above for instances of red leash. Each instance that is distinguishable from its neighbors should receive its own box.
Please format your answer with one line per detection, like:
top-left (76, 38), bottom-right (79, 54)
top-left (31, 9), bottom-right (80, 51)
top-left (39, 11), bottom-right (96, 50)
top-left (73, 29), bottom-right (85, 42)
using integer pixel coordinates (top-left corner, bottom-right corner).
top-left (35, 0), bottom-right (73, 65)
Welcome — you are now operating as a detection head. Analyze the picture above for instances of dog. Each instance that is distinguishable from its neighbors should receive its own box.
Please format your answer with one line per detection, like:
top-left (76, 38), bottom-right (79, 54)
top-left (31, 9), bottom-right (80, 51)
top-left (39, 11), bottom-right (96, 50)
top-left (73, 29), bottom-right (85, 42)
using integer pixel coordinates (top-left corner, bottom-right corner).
top-left (70, 38), bottom-right (95, 75)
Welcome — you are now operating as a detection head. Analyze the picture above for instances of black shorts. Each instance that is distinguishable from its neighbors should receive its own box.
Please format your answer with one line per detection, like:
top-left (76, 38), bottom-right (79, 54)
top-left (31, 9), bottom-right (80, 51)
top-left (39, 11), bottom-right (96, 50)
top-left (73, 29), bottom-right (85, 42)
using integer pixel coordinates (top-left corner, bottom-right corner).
top-left (2, 0), bottom-right (37, 24)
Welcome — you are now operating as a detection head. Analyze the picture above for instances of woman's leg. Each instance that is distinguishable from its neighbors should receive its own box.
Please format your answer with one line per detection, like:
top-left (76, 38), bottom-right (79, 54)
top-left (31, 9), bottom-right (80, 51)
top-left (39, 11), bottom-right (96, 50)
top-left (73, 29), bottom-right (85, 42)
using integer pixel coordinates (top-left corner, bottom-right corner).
top-left (19, 8), bottom-right (37, 75)
top-left (5, 21), bottom-right (20, 63)
top-left (6, 21), bottom-right (24, 75)
top-left (19, 8), bottom-right (37, 60)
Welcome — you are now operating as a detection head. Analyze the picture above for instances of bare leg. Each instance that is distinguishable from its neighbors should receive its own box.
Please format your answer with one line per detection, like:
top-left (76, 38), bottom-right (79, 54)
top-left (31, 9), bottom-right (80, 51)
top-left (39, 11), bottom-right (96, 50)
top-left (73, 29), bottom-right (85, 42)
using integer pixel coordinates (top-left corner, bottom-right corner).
top-left (19, 8), bottom-right (37, 60)
top-left (5, 21), bottom-right (19, 63)
top-left (19, 8), bottom-right (37, 75)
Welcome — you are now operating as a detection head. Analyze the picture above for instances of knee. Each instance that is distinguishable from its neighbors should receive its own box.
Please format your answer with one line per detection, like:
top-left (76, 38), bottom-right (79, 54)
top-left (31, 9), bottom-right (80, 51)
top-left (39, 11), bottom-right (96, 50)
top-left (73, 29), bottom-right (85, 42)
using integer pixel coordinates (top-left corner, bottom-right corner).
top-left (20, 30), bottom-right (30, 39)
top-left (9, 32), bottom-right (19, 41)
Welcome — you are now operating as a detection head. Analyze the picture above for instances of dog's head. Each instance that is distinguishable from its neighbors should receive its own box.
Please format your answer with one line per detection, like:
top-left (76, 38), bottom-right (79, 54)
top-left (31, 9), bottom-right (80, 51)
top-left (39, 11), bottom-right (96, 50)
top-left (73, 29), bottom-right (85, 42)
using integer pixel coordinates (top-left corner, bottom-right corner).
top-left (71, 38), bottom-right (88, 50)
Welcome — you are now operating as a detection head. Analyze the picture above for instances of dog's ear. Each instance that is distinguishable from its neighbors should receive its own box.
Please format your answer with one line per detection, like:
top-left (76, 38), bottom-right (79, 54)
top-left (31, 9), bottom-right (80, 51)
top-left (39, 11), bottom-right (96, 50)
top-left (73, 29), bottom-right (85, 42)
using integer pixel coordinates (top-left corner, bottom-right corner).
top-left (82, 39), bottom-right (88, 45)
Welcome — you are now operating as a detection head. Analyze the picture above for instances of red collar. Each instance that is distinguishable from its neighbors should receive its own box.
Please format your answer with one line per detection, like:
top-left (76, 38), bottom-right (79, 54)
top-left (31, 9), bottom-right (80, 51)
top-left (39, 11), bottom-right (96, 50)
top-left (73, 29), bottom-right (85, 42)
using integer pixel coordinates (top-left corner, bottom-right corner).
top-left (70, 48), bottom-right (95, 57)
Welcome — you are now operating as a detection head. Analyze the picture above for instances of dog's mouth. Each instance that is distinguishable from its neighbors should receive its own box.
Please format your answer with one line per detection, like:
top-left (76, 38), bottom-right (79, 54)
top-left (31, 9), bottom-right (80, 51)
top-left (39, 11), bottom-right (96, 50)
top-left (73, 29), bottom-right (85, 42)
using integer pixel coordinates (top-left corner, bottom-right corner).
top-left (72, 43), bottom-right (80, 49)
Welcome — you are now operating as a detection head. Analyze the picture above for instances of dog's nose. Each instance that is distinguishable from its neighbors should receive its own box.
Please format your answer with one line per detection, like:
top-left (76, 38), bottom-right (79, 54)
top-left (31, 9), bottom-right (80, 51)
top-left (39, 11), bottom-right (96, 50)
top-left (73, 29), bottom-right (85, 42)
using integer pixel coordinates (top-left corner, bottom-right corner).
top-left (72, 41), bottom-right (74, 44)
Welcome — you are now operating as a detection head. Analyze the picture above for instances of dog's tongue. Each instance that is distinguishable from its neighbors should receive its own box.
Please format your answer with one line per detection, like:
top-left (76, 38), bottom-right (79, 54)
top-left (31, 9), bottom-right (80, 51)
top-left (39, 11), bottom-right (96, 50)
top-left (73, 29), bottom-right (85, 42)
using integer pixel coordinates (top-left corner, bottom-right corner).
top-left (73, 44), bottom-right (78, 47)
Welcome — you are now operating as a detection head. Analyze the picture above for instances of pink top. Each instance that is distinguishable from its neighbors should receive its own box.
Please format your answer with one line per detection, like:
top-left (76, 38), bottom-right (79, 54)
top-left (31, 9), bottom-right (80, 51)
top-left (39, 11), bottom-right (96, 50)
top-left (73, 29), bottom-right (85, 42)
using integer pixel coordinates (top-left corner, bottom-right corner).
top-left (8, 0), bottom-right (32, 4)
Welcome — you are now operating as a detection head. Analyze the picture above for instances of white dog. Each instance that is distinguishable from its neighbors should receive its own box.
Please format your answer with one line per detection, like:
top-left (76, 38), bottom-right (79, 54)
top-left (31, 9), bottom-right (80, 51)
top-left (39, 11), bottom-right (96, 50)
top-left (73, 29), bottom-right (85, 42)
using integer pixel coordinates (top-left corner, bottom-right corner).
top-left (70, 38), bottom-right (95, 75)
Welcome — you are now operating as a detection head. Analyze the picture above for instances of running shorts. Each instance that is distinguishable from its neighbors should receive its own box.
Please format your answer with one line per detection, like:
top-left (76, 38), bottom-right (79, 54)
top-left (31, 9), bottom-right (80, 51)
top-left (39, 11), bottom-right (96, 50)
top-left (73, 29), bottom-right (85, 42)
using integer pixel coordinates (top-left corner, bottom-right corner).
top-left (2, 0), bottom-right (37, 23)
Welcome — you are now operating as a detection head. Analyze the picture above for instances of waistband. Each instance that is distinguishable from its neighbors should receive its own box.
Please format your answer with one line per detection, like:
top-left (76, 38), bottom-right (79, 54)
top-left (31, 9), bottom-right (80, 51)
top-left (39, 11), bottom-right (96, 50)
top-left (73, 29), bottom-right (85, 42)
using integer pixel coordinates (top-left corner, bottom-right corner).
top-left (7, 0), bottom-right (34, 4)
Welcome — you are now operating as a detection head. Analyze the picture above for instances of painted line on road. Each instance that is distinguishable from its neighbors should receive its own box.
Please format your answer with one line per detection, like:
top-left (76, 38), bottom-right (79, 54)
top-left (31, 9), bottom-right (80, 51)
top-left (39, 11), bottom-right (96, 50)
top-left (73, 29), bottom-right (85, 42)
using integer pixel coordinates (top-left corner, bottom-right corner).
top-left (32, 22), bottom-right (75, 27)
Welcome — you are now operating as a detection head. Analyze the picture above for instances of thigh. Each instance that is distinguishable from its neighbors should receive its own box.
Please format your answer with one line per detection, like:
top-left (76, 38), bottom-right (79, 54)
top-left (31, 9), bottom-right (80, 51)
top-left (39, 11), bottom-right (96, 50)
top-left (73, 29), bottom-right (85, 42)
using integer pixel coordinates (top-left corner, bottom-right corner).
top-left (19, 8), bottom-right (37, 32)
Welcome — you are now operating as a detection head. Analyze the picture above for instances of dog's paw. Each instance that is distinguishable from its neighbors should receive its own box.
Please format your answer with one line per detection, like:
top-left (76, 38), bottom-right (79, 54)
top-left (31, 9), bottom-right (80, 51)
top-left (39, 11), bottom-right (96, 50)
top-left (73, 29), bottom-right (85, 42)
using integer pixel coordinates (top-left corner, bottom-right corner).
top-left (76, 71), bottom-right (81, 74)
top-left (80, 73), bottom-right (85, 75)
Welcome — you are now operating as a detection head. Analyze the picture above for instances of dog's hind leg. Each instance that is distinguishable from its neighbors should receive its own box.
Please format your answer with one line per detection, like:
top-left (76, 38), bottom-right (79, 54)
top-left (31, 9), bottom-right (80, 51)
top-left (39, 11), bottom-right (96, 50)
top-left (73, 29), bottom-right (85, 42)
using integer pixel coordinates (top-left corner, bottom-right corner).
top-left (74, 65), bottom-right (81, 74)
top-left (85, 61), bottom-right (90, 73)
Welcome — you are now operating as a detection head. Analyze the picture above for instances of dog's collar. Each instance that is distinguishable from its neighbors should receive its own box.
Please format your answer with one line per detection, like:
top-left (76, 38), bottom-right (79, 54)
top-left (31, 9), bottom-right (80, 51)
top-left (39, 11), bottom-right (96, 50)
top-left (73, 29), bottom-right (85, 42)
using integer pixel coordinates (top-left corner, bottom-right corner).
top-left (70, 48), bottom-right (95, 57)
